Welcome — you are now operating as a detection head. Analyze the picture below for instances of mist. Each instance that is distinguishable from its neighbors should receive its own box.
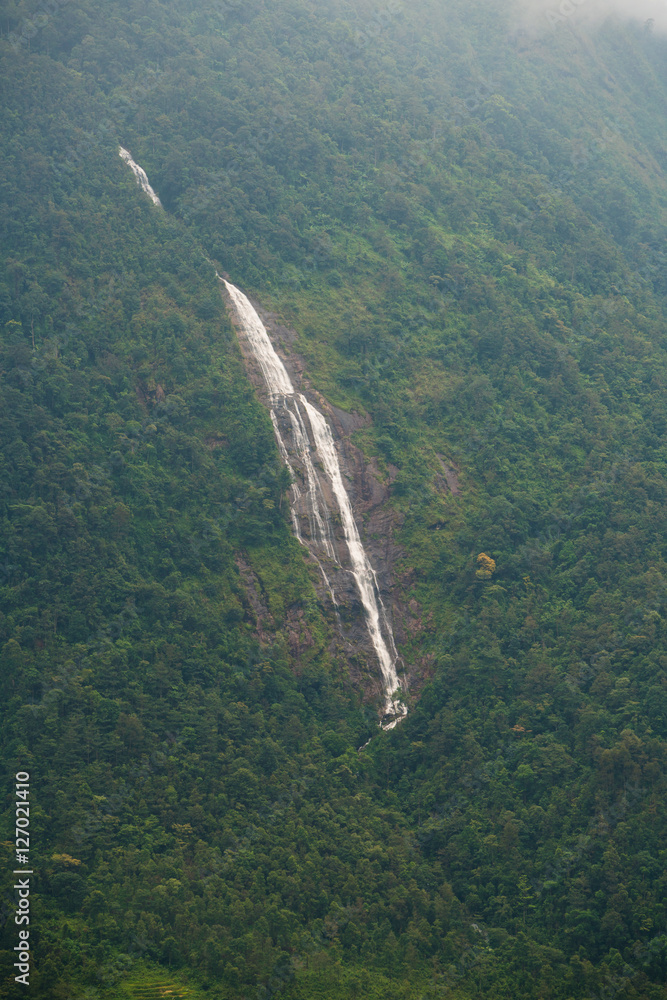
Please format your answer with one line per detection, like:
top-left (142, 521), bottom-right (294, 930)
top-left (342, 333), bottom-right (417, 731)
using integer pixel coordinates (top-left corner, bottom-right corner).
top-left (514, 0), bottom-right (667, 34)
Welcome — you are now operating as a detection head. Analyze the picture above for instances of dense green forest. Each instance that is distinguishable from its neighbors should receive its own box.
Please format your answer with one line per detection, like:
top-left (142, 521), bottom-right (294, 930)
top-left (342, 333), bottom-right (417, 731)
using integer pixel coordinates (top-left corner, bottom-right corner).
top-left (1, 0), bottom-right (667, 997)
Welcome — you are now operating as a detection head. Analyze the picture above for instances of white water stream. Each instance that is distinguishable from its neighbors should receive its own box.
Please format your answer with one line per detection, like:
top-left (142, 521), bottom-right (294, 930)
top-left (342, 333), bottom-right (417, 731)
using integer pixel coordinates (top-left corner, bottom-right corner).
top-left (117, 147), bottom-right (406, 726)
top-left (119, 147), bottom-right (162, 207)
top-left (223, 281), bottom-right (407, 727)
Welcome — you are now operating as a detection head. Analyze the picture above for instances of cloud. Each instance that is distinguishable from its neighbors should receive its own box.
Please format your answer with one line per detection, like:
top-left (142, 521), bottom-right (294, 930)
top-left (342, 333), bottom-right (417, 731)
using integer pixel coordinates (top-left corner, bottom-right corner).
top-left (514, 0), bottom-right (667, 34)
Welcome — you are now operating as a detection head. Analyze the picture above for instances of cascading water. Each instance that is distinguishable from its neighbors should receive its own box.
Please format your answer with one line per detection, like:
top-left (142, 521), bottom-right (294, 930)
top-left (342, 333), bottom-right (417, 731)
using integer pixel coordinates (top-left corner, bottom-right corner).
top-left (118, 147), bottom-right (162, 207)
top-left (223, 281), bottom-right (407, 728)
top-left (117, 147), bottom-right (406, 726)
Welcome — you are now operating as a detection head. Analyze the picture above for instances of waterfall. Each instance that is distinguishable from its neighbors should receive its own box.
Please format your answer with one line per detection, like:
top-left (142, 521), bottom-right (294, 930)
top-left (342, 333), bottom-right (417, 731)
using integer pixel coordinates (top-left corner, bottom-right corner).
top-left (223, 280), bottom-right (407, 728)
top-left (118, 147), bottom-right (162, 207)
top-left (115, 147), bottom-right (406, 726)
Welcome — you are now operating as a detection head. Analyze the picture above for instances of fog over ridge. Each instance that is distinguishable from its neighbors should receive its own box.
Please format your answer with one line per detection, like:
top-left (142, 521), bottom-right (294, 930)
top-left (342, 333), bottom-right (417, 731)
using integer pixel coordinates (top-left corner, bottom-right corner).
top-left (514, 0), bottom-right (667, 34)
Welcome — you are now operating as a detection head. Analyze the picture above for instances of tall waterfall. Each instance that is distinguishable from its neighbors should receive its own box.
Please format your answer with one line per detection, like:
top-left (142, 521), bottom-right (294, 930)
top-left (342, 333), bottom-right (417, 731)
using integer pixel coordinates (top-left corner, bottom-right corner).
top-left (117, 147), bottom-right (406, 726)
top-left (118, 147), bottom-right (162, 207)
top-left (223, 281), bottom-right (407, 728)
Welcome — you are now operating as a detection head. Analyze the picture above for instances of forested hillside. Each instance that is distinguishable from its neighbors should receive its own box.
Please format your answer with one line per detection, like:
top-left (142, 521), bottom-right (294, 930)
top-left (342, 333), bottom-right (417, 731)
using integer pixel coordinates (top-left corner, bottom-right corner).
top-left (1, 0), bottom-right (667, 998)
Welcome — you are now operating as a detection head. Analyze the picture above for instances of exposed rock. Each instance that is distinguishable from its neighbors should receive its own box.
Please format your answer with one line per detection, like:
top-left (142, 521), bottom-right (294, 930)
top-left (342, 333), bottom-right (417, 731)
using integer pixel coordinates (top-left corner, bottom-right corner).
top-left (234, 555), bottom-right (275, 643)
top-left (204, 434), bottom-right (226, 449)
top-left (224, 287), bottom-right (429, 703)
top-left (436, 455), bottom-right (461, 495)
top-left (235, 555), bottom-right (316, 666)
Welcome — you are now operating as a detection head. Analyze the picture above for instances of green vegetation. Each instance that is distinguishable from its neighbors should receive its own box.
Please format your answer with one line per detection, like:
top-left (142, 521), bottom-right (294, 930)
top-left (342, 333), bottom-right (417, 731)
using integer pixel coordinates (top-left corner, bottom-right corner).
top-left (1, 0), bottom-right (667, 997)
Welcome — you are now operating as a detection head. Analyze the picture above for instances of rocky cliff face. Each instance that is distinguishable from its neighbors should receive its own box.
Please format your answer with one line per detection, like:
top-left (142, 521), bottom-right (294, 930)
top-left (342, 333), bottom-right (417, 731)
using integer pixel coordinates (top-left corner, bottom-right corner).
top-left (226, 292), bottom-right (439, 708)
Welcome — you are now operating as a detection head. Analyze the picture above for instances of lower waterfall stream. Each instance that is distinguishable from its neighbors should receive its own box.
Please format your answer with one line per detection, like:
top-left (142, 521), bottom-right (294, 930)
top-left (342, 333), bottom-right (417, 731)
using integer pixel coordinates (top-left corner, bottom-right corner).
top-left (223, 281), bottom-right (407, 729)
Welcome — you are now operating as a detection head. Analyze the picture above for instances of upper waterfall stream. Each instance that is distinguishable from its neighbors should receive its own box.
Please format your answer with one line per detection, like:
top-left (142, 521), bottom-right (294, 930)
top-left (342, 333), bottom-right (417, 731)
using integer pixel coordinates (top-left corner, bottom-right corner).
top-left (118, 146), bottom-right (406, 727)
top-left (118, 147), bottom-right (162, 207)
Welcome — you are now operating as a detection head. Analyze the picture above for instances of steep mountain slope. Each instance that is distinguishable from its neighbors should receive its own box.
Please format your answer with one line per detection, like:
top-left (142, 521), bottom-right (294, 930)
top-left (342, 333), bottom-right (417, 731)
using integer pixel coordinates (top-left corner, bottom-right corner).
top-left (1, 0), bottom-right (667, 998)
